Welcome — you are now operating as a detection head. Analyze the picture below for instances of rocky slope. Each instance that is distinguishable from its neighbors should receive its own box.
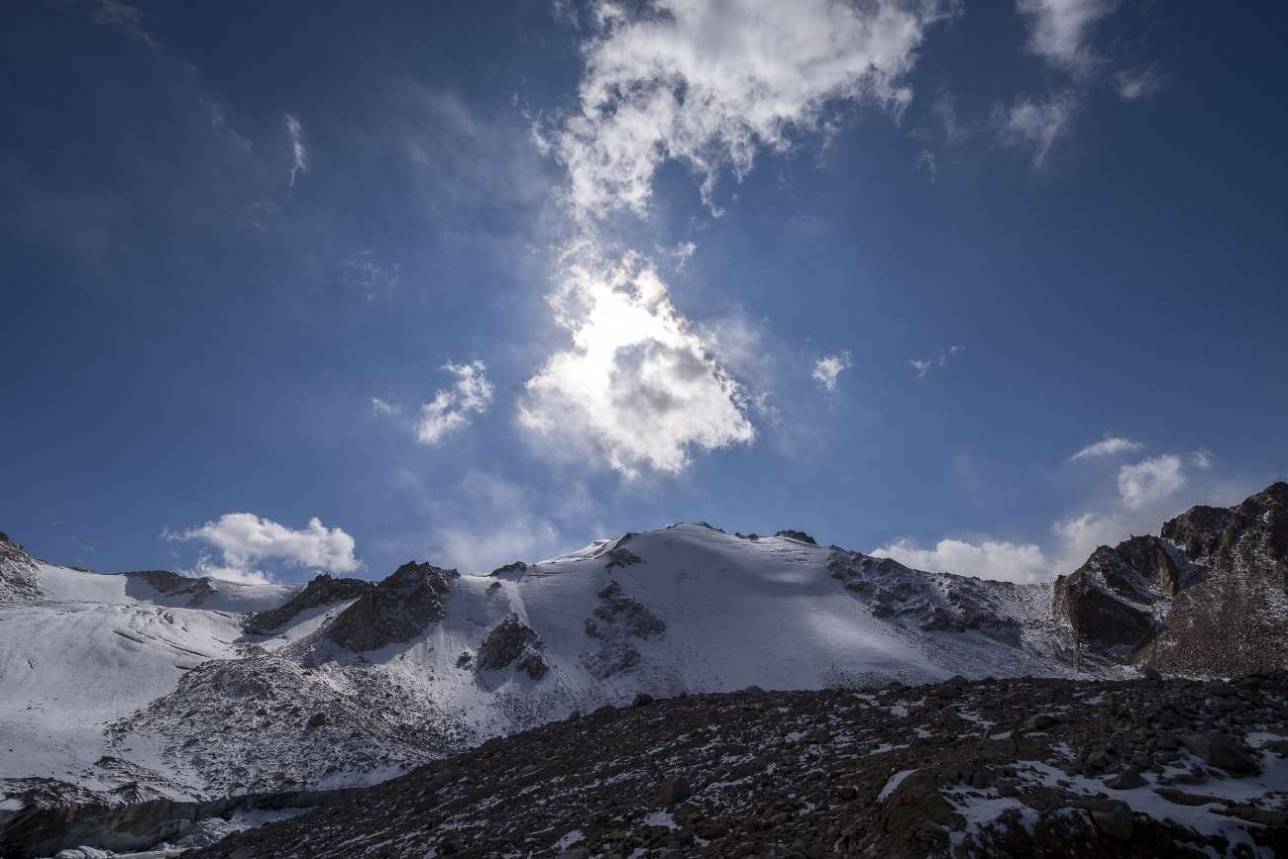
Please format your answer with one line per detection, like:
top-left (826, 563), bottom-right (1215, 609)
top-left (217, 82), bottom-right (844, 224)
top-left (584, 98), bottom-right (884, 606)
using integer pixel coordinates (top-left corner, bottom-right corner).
top-left (1054, 482), bottom-right (1288, 675)
top-left (196, 672), bottom-right (1288, 858)
top-left (0, 532), bottom-right (42, 601)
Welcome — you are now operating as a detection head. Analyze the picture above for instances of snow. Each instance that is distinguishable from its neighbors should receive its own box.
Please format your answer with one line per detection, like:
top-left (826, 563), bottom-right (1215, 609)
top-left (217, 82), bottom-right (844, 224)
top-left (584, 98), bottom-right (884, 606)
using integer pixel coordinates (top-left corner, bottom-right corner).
top-left (878, 768), bottom-right (918, 802)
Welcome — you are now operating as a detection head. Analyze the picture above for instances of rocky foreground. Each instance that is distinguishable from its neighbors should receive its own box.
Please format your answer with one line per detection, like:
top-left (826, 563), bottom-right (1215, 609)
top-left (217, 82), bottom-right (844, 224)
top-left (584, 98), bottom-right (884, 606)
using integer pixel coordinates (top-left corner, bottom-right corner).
top-left (197, 673), bottom-right (1288, 858)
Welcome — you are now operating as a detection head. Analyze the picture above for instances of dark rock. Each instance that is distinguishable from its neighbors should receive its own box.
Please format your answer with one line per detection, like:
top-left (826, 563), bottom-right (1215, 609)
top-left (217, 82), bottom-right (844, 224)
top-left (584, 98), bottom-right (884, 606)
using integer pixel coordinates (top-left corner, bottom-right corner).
top-left (1181, 732), bottom-right (1260, 774)
top-left (325, 562), bottom-right (457, 652)
top-left (633, 693), bottom-right (654, 707)
top-left (775, 530), bottom-right (817, 545)
top-left (659, 776), bottom-right (691, 806)
top-left (477, 614), bottom-right (546, 680)
top-left (1087, 799), bottom-right (1134, 840)
top-left (245, 574), bottom-right (373, 635)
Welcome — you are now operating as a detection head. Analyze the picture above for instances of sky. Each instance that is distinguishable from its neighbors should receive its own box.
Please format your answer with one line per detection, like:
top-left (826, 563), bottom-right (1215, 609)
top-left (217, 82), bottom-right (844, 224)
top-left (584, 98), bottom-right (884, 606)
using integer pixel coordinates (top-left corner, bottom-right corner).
top-left (2, 0), bottom-right (1286, 585)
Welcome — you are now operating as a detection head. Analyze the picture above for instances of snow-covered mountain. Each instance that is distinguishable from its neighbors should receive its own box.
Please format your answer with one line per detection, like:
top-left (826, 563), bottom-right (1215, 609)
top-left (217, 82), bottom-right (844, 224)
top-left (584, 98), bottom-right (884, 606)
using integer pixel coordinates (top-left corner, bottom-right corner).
top-left (3, 484), bottom-right (1286, 854)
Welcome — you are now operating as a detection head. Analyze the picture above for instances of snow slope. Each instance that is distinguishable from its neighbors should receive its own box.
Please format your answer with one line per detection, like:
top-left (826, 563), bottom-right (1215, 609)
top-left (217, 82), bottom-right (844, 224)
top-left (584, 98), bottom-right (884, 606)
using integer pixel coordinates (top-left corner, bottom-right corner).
top-left (0, 559), bottom-right (292, 800)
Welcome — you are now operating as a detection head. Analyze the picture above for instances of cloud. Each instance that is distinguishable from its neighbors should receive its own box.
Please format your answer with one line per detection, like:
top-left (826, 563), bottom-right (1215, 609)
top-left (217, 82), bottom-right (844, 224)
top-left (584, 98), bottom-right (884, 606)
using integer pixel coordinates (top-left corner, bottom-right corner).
top-left (908, 345), bottom-right (963, 378)
top-left (285, 114), bottom-right (308, 186)
top-left (995, 91), bottom-right (1077, 166)
top-left (812, 351), bottom-right (852, 392)
top-left (522, 0), bottom-right (948, 477)
top-left (370, 397), bottom-right (402, 418)
top-left (550, 0), bottom-right (944, 220)
top-left (1116, 66), bottom-right (1163, 101)
top-left (1117, 453), bottom-right (1186, 510)
top-left (872, 537), bottom-right (1049, 584)
top-left (416, 361), bottom-right (494, 446)
top-left (1069, 435), bottom-right (1144, 461)
top-left (92, 0), bottom-right (157, 49)
top-left (174, 513), bottom-right (360, 582)
top-left (519, 251), bottom-right (754, 477)
top-left (427, 472), bottom-right (596, 572)
top-left (1016, 0), bottom-right (1117, 73)
top-left (340, 249), bottom-right (400, 299)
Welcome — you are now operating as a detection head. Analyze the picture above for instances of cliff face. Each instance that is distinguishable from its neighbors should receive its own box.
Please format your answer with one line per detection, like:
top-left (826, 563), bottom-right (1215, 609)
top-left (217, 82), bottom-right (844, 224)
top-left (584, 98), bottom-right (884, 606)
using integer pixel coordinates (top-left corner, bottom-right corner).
top-left (324, 562), bottom-right (458, 652)
top-left (0, 532), bottom-right (42, 602)
top-left (1055, 482), bottom-right (1288, 675)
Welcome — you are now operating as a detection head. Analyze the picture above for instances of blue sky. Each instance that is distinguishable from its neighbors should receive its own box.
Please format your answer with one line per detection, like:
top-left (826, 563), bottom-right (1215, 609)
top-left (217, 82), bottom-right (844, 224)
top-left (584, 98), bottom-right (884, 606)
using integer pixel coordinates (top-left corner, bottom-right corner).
top-left (2, 0), bottom-right (1285, 584)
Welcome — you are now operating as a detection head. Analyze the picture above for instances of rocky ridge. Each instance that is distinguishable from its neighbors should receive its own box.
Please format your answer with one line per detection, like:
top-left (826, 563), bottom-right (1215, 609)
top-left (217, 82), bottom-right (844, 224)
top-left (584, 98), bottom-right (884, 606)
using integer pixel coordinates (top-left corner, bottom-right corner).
top-left (323, 561), bottom-right (458, 652)
top-left (1055, 482), bottom-right (1288, 674)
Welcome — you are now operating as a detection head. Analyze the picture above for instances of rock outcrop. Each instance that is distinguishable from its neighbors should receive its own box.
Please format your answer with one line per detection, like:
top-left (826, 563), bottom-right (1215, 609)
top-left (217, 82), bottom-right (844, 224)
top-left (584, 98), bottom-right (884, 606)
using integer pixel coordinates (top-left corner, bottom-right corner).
top-left (1055, 483), bottom-right (1288, 674)
top-left (0, 532), bottom-right (42, 601)
top-left (244, 574), bottom-right (373, 635)
top-left (829, 549), bottom-right (1027, 645)
top-left (476, 614), bottom-right (547, 680)
top-left (325, 562), bottom-right (457, 652)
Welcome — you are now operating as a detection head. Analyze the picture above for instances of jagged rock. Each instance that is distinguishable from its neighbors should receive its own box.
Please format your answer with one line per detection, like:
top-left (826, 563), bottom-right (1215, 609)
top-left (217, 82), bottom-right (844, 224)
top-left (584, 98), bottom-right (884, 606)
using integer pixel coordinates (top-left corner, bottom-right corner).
top-left (828, 550), bottom-right (1025, 645)
top-left (477, 614), bottom-right (546, 680)
top-left (490, 561), bottom-right (528, 576)
top-left (775, 530), bottom-right (817, 545)
top-left (244, 574), bottom-right (373, 634)
top-left (1056, 482), bottom-right (1288, 676)
top-left (0, 532), bottom-right (42, 601)
top-left (325, 562), bottom-right (457, 652)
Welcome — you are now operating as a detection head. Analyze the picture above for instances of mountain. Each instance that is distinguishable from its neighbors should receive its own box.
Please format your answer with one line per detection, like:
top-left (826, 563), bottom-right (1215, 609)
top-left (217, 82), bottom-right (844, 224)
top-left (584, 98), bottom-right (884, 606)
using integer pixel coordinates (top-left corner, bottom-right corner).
top-left (1053, 482), bottom-right (1288, 675)
top-left (3, 482), bottom-right (1288, 856)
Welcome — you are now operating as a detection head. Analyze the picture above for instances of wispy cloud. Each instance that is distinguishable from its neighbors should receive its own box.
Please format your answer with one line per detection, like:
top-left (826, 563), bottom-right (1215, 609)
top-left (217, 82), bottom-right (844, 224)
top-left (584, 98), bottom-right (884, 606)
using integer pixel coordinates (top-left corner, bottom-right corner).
top-left (285, 114), bottom-right (308, 186)
top-left (416, 361), bottom-right (494, 446)
top-left (171, 512), bottom-right (360, 583)
top-left (908, 345), bottom-right (963, 378)
top-left (340, 249), bottom-right (400, 299)
top-left (1116, 66), bottom-right (1164, 101)
top-left (812, 351), bottom-right (852, 392)
top-left (92, 0), bottom-right (157, 49)
top-left (995, 91), bottom-right (1078, 167)
top-left (1016, 0), bottom-right (1117, 73)
top-left (1069, 435), bottom-right (1145, 461)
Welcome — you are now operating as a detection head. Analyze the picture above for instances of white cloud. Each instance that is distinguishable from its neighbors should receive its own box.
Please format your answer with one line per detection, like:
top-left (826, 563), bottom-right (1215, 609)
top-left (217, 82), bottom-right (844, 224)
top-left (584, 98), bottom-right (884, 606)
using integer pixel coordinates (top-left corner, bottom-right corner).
top-left (520, 252), bottom-right (754, 477)
top-left (175, 513), bottom-right (360, 582)
top-left (908, 345), bottom-right (963, 378)
top-left (872, 537), bottom-right (1049, 584)
top-left (1117, 66), bottom-right (1163, 101)
top-left (1069, 435), bottom-right (1144, 461)
top-left (1117, 453), bottom-right (1186, 510)
top-left (1016, 0), bottom-right (1117, 72)
top-left (995, 92), bottom-right (1077, 166)
top-left (285, 114), bottom-right (308, 186)
top-left (1190, 449), bottom-right (1214, 470)
top-left (416, 361), bottom-right (494, 446)
top-left (370, 397), bottom-right (402, 418)
top-left (812, 351), bottom-right (852, 392)
top-left (551, 0), bottom-right (944, 220)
